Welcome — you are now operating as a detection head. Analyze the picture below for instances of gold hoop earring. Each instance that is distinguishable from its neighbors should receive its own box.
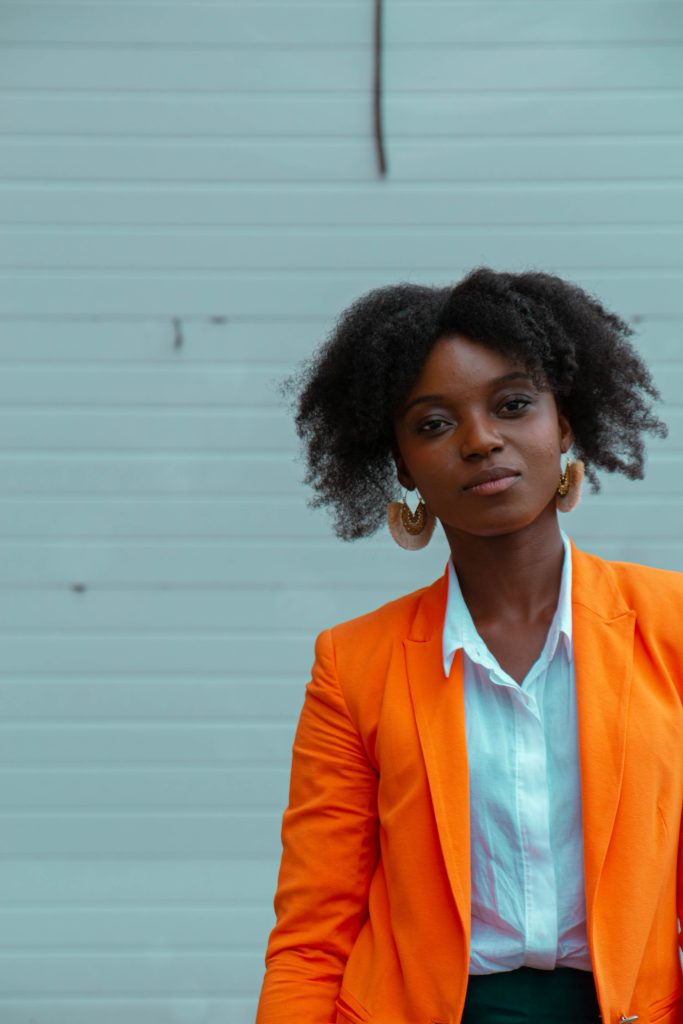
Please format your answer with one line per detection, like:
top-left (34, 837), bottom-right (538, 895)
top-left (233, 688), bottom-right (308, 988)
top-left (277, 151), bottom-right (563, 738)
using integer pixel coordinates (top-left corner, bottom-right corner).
top-left (387, 490), bottom-right (436, 550)
top-left (556, 458), bottom-right (585, 513)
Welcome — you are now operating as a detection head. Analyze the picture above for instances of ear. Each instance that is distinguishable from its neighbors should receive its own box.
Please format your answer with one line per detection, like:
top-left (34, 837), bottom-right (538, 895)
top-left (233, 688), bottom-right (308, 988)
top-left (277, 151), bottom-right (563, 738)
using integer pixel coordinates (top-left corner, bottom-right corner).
top-left (390, 443), bottom-right (416, 492)
top-left (558, 410), bottom-right (573, 454)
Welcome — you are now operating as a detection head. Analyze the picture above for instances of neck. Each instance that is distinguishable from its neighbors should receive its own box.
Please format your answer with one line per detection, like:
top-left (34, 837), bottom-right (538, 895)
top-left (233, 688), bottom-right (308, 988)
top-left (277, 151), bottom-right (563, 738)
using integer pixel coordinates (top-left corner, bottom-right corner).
top-left (443, 508), bottom-right (566, 625)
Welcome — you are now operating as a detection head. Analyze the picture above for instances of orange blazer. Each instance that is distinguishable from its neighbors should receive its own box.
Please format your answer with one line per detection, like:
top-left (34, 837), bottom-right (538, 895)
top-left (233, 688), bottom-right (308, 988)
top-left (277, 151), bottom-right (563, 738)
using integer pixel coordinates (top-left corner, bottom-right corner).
top-left (256, 541), bottom-right (683, 1024)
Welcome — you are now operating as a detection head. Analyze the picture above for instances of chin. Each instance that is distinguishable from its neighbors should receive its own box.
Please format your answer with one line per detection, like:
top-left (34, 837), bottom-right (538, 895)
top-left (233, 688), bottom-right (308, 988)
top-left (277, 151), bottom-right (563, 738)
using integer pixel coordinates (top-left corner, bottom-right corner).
top-left (446, 504), bottom-right (552, 539)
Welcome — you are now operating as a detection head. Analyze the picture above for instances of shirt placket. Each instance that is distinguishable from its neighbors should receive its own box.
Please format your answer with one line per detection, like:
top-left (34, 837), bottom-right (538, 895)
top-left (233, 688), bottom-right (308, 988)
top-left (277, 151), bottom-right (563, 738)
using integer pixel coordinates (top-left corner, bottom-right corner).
top-left (509, 678), bottom-right (558, 969)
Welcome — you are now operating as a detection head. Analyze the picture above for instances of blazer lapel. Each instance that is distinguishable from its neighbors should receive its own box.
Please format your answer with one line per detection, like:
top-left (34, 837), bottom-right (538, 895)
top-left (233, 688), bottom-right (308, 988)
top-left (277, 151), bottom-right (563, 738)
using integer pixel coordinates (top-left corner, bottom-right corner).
top-left (570, 542), bottom-right (636, 950)
top-left (404, 569), bottom-right (471, 943)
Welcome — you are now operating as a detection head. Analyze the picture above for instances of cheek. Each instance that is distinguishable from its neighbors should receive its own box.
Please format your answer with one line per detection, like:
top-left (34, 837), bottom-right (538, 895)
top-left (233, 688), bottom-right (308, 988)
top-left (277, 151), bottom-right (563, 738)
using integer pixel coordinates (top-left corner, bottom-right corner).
top-left (528, 433), bottom-right (564, 495)
top-left (528, 414), bottom-right (564, 459)
top-left (538, 436), bottom-right (562, 464)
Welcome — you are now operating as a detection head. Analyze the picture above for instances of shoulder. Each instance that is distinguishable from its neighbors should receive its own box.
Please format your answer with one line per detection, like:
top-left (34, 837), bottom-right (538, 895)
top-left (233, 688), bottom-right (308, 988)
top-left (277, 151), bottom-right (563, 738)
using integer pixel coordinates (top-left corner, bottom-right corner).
top-left (575, 549), bottom-right (683, 678)
top-left (310, 575), bottom-right (441, 705)
top-left (597, 553), bottom-right (683, 607)
top-left (572, 542), bottom-right (683, 605)
top-left (303, 580), bottom-right (439, 737)
top-left (608, 559), bottom-right (683, 663)
top-left (326, 580), bottom-right (434, 657)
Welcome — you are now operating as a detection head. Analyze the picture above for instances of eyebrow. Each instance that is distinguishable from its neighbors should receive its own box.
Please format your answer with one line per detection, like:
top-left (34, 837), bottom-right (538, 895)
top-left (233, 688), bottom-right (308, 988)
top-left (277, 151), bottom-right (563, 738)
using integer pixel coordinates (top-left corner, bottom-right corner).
top-left (399, 372), bottom-right (535, 416)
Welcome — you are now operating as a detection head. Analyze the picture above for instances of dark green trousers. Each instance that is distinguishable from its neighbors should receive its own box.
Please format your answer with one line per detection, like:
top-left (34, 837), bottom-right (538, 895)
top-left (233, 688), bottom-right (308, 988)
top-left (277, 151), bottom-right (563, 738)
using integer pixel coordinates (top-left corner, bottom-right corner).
top-left (461, 966), bottom-right (601, 1024)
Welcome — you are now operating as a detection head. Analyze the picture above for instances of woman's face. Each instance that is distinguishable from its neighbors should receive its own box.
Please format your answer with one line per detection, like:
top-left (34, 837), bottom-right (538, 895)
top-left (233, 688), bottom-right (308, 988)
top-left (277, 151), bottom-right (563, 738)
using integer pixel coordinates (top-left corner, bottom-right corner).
top-left (392, 333), bottom-right (573, 539)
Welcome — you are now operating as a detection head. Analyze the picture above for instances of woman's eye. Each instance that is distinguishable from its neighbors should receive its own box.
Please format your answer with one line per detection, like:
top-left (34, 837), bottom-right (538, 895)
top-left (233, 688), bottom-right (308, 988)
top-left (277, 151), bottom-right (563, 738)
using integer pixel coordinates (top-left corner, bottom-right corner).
top-left (418, 418), bottom-right (448, 433)
top-left (500, 398), bottom-right (531, 414)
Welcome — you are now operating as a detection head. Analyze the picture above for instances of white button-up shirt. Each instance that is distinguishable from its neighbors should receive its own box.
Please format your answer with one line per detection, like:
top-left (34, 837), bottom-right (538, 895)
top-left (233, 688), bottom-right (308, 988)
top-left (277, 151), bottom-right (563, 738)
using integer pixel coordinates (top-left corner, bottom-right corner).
top-left (442, 530), bottom-right (592, 974)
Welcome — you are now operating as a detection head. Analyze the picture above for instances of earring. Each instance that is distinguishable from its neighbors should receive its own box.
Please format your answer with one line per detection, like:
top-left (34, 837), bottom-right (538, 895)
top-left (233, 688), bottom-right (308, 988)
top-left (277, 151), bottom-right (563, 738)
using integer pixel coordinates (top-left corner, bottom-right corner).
top-left (556, 458), bottom-right (585, 513)
top-left (387, 490), bottom-right (436, 550)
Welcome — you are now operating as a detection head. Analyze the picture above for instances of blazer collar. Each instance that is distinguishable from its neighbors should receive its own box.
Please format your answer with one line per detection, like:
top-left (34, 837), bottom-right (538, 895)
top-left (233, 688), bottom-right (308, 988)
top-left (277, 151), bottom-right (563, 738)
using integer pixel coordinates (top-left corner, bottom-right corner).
top-left (408, 538), bottom-right (632, 644)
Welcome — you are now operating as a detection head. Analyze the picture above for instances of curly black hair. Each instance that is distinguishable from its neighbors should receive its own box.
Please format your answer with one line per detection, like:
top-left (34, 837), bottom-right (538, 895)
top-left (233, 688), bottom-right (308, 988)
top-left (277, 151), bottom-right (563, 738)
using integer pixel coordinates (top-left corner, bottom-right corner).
top-left (281, 267), bottom-right (668, 541)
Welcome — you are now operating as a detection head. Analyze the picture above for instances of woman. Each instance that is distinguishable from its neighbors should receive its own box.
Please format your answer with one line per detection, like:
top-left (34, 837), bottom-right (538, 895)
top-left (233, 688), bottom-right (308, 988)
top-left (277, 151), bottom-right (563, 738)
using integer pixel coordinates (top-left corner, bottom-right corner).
top-left (255, 268), bottom-right (683, 1024)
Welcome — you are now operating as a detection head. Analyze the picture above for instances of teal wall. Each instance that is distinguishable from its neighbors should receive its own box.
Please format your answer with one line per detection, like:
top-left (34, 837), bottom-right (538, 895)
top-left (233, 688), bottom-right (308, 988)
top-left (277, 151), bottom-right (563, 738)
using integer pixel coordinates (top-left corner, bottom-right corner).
top-left (0, 2), bottom-right (681, 1021)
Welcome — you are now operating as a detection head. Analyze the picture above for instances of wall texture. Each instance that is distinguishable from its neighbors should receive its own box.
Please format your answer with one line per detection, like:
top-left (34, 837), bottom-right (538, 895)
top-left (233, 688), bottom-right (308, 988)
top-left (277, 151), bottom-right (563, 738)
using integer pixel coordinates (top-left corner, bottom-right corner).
top-left (0, 1), bottom-right (681, 1021)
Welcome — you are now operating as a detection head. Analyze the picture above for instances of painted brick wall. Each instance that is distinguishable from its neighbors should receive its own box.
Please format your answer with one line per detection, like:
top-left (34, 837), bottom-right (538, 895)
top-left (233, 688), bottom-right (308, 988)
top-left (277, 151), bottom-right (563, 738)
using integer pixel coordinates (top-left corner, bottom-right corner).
top-left (0, 2), bottom-right (681, 1021)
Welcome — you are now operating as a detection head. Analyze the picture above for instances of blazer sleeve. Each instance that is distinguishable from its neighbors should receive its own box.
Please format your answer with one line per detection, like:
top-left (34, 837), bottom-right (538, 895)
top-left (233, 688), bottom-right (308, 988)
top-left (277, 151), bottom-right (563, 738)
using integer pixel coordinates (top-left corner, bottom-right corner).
top-left (255, 627), bottom-right (380, 1024)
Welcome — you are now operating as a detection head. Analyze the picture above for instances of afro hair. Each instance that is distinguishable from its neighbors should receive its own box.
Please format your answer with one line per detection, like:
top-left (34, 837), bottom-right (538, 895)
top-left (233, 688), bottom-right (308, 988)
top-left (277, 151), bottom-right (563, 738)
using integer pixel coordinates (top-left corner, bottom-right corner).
top-left (281, 268), bottom-right (668, 540)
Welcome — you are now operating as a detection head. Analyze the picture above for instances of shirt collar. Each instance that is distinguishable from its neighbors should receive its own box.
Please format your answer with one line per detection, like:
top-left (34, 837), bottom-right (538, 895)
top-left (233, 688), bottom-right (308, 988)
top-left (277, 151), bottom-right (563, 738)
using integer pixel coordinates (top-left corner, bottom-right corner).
top-left (442, 528), bottom-right (573, 678)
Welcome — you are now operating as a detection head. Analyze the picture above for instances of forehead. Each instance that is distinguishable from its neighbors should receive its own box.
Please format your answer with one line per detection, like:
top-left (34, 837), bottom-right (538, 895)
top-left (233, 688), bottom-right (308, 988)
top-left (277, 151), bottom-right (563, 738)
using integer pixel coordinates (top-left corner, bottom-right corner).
top-left (409, 333), bottom-right (531, 393)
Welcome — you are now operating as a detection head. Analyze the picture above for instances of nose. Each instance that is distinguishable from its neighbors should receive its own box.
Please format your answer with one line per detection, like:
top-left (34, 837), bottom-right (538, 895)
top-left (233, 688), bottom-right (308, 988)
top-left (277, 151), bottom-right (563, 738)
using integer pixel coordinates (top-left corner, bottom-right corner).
top-left (459, 414), bottom-right (504, 460)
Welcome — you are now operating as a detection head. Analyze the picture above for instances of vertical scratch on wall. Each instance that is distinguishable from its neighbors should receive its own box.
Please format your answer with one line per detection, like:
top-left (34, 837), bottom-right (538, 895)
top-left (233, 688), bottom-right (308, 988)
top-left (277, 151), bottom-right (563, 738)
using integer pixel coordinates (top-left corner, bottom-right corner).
top-left (374, 0), bottom-right (387, 177)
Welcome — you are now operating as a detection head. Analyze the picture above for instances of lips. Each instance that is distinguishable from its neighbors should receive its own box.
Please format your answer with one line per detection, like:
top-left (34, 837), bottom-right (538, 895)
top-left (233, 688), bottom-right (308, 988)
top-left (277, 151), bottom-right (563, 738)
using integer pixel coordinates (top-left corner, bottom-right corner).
top-left (463, 467), bottom-right (521, 491)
